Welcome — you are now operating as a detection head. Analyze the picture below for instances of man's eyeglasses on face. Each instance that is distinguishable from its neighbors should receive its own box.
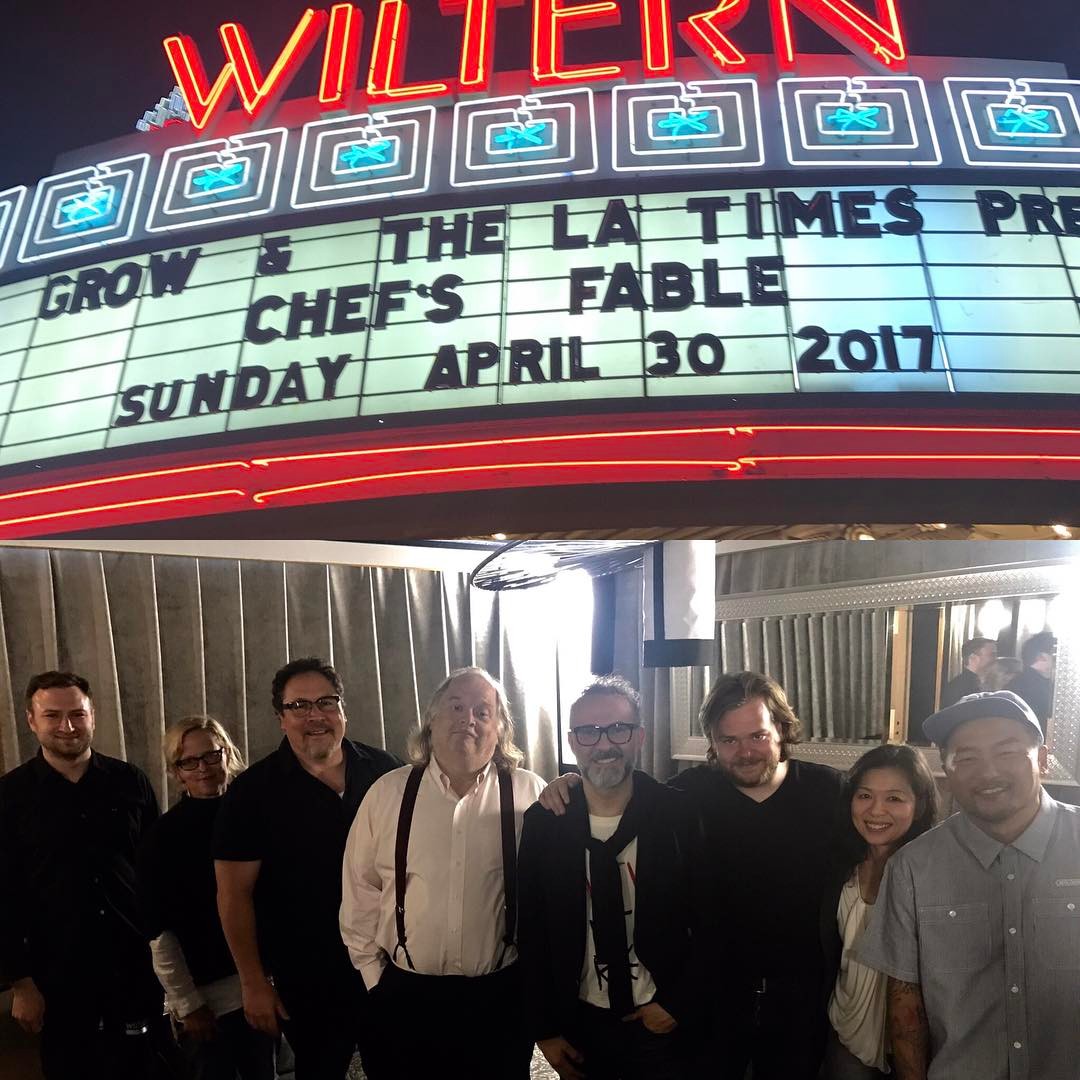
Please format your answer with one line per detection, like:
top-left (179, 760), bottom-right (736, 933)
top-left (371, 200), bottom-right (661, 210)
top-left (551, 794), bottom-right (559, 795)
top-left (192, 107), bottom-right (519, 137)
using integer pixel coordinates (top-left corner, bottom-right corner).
top-left (175, 748), bottom-right (226, 772)
top-left (570, 722), bottom-right (639, 747)
top-left (282, 695), bottom-right (342, 716)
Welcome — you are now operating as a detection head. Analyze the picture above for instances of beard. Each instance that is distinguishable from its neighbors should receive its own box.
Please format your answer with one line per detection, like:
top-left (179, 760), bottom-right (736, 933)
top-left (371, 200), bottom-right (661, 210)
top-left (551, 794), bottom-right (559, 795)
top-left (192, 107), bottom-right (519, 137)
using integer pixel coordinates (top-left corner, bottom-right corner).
top-left (584, 756), bottom-right (633, 790)
top-left (716, 754), bottom-right (779, 789)
top-left (41, 732), bottom-right (92, 760)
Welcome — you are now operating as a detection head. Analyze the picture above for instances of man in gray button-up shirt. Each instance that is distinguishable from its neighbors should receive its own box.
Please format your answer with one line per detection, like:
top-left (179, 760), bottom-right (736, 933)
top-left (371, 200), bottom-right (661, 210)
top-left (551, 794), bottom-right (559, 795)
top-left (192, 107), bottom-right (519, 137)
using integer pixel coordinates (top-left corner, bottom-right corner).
top-left (858, 691), bottom-right (1080, 1080)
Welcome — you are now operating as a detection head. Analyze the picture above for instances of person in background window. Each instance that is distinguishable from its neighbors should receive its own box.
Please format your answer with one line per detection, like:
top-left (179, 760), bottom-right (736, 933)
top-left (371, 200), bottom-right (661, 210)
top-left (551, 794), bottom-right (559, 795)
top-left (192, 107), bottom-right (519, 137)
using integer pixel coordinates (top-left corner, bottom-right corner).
top-left (518, 677), bottom-right (701, 1080)
top-left (858, 691), bottom-right (1080, 1080)
top-left (138, 717), bottom-right (275, 1080)
top-left (1007, 631), bottom-right (1055, 731)
top-left (340, 667), bottom-right (545, 1080)
top-left (0, 671), bottom-right (169, 1080)
top-left (982, 656), bottom-right (1022, 693)
top-left (939, 637), bottom-right (996, 709)
top-left (214, 657), bottom-right (401, 1080)
top-left (820, 744), bottom-right (938, 1079)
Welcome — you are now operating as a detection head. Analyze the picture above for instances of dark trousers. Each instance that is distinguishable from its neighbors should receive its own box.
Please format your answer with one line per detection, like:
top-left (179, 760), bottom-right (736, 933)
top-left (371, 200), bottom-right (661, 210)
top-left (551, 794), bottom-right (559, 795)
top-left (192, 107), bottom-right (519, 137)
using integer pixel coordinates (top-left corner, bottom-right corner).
top-left (40, 1002), bottom-right (178, 1080)
top-left (821, 1027), bottom-right (889, 1080)
top-left (698, 975), bottom-right (827, 1080)
top-left (278, 974), bottom-right (378, 1080)
top-left (371, 962), bottom-right (533, 1080)
top-left (564, 1001), bottom-right (689, 1080)
top-left (178, 1008), bottom-right (276, 1080)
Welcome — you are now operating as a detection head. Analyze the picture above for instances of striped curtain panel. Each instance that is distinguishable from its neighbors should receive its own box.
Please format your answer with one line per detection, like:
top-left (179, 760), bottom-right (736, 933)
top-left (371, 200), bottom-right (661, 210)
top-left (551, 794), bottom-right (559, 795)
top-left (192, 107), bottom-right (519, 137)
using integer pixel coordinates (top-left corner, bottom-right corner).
top-left (0, 546), bottom-right (567, 804)
top-left (717, 609), bottom-right (893, 741)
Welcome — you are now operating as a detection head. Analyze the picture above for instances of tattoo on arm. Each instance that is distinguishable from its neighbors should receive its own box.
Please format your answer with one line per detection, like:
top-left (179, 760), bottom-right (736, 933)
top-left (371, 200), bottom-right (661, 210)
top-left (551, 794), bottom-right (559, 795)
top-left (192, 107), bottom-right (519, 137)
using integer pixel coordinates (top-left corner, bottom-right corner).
top-left (887, 978), bottom-right (929, 1080)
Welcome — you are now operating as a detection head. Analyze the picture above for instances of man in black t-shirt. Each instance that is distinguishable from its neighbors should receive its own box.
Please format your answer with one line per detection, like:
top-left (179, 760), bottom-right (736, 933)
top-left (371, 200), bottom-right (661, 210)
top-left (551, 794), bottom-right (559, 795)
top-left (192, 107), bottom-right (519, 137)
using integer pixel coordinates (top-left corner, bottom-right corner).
top-left (0, 671), bottom-right (167, 1080)
top-left (1007, 630), bottom-right (1055, 731)
top-left (670, 671), bottom-right (843, 1080)
top-left (939, 637), bottom-right (996, 709)
top-left (213, 657), bottom-right (400, 1080)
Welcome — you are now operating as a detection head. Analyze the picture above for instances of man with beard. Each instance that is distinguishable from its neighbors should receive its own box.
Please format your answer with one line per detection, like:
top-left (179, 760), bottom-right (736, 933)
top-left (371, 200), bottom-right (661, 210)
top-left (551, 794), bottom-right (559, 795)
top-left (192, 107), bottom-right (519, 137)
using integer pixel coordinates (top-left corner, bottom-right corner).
top-left (670, 671), bottom-right (844, 1079)
top-left (213, 657), bottom-right (400, 1079)
top-left (517, 677), bottom-right (700, 1080)
top-left (859, 691), bottom-right (1080, 1080)
top-left (0, 671), bottom-right (167, 1079)
top-left (339, 668), bottom-right (544, 1079)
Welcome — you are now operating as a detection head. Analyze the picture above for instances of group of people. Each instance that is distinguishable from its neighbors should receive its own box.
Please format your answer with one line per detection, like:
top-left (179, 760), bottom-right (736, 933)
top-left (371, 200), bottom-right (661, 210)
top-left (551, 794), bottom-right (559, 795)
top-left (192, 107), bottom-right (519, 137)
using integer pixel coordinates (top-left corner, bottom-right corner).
top-left (940, 631), bottom-right (1055, 727)
top-left (1, 653), bottom-right (1076, 1080)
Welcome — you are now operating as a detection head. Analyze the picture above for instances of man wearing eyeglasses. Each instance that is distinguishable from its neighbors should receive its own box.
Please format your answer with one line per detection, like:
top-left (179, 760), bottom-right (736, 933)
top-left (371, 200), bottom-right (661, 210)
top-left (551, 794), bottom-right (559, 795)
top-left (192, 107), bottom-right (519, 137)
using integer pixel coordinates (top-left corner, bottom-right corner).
top-left (0, 671), bottom-right (167, 1080)
top-left (517, 677), bottom-right (701, 1080)
top-left (213, 657), bottom-right (401, 1080)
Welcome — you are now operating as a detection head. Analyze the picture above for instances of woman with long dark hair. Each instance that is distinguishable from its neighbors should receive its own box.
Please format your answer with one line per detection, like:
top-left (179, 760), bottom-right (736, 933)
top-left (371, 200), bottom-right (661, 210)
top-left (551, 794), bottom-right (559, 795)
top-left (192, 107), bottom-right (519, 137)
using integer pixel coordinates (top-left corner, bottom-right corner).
top-left (820, 744), bottom-right (939, 1078)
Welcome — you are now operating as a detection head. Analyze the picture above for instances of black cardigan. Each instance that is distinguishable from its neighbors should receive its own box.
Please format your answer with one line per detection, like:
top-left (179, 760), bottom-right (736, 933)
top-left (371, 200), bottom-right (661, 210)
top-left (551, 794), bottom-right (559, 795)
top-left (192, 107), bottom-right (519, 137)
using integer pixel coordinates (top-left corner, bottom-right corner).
top-left (819, 859), bottom-right (853, 1010)
top-left (517, 771), bottom-right (702, 1043)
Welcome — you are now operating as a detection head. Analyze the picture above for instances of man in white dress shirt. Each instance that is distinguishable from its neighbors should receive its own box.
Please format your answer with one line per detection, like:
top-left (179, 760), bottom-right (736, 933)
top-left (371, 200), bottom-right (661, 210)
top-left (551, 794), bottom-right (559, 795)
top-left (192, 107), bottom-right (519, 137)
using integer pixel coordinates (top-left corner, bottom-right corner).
top-left (340, 667), bottom-right (545, 1079)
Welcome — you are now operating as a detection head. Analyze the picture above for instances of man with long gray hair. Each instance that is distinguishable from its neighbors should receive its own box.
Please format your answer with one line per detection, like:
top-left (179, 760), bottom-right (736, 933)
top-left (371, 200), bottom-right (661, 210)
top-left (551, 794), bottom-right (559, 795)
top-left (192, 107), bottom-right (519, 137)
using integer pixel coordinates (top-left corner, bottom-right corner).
top-left (340, 667), bottom-right (544, 1079)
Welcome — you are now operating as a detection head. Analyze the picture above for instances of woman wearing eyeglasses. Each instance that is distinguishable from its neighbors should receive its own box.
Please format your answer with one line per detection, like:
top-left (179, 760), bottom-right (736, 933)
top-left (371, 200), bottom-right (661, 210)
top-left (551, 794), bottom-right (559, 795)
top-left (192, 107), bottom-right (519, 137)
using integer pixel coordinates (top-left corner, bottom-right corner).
top-left (137, 717), bottom-right (275, 1080)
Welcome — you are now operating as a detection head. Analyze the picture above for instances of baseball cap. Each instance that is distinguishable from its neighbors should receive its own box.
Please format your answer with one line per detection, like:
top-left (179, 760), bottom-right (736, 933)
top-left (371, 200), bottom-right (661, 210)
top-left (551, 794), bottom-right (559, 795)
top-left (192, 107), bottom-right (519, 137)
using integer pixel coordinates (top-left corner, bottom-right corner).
top-left (923, 690), bottom-right (1044, 747)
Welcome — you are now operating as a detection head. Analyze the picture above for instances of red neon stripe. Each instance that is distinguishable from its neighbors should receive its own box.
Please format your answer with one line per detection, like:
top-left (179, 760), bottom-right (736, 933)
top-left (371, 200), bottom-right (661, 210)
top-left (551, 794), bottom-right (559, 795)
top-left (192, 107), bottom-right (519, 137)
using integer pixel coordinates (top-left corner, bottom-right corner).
top-left (252, 458), bottom-right (748, 503)
top-left (0, 490), bottom-right (248, 531)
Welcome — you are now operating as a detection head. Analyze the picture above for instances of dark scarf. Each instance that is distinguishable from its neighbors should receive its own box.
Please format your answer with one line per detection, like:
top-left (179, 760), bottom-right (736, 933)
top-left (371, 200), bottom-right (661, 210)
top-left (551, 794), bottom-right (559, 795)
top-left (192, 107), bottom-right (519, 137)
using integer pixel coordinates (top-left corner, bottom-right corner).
top-left (585, 776), bottom-right (648, 1016)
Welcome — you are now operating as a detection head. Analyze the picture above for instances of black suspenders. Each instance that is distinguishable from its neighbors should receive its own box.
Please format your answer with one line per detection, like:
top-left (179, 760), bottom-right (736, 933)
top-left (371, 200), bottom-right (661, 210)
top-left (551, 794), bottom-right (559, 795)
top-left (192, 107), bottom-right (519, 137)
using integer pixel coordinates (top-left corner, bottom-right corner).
top-left (392, 763), bottom-right (518, 972)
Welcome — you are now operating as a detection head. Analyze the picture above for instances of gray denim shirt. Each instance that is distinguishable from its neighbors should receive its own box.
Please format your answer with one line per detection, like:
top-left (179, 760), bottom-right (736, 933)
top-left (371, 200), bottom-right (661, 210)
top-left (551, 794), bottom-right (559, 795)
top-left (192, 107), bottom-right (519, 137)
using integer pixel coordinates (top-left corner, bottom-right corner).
top-left (857, 790), bottom-right (1080, 1080)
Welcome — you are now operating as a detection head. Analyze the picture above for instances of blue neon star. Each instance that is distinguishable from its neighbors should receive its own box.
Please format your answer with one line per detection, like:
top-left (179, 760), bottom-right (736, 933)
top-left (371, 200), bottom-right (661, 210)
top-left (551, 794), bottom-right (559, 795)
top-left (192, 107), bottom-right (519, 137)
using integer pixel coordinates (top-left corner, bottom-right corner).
top-left (58, 188), bottom-right (114, 226)
top-left (996, 107), bottom-right (1053, 134)
top-left (190, 161), bottom-right (246, 193)
top-left (824, 105), bottom-right (882, 132)
top-left (492, 122), bottom-right (550, 149)
top-left (655, 110), bottom-right (712, 137)
top-left (338, 141), bottom-right (393, 168)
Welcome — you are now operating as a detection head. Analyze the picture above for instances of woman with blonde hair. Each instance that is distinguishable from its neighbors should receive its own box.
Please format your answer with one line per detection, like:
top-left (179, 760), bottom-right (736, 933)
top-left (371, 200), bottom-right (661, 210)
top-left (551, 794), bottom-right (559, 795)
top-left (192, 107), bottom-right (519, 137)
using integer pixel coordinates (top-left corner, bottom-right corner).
top-left (138, 717), bottom-right (274, 1080)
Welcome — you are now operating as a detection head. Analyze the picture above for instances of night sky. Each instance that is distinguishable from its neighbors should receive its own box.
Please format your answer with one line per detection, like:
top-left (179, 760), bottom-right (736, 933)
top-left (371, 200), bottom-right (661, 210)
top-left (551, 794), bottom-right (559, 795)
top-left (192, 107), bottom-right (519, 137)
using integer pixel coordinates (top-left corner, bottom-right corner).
top-left (1, 0), bottom-right (1077, 189)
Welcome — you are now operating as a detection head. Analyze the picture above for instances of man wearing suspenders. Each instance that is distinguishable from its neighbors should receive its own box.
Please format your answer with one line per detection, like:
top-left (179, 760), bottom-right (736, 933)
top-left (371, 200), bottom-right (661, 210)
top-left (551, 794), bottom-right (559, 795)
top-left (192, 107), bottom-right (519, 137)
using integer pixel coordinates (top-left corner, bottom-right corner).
top-left (340, 667), bottom-right (545, 1079)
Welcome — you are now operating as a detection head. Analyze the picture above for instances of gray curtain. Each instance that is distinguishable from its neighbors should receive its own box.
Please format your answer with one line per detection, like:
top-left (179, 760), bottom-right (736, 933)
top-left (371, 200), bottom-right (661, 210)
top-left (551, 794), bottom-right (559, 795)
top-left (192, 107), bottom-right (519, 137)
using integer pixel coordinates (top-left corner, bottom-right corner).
top-left (717, 609), bottom-right (892, 741)
top-left (0, 547), bottom-right (564, 804)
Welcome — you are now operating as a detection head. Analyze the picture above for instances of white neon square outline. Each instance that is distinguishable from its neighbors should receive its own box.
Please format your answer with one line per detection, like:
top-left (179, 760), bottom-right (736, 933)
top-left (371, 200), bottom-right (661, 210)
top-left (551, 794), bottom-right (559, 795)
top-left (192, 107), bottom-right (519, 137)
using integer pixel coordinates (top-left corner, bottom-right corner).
top-left (628, 94), bottom-right (744, 156)
top-left (450, 89), bottom-right (596, 188)
top-left (0, 186), bottom-right (26, 270)
top-left (985, 102), bottom-right (1067, 140)
top-left (18, 154), bottom-right (149, 263)
top-left (52, 185), bottom-right (118, 231)
top-left (313, 125), bottom-right (417, 190)
top-left (779, 77), bottom-right (940, 167)
top-left (145, 129), bottom-right (287, 233)
top-left (813, 100), bottom-right (895, 138)
top-left (291, 106), bottom-right (435, 208)
top-left (183, 158), bottom-right (254, 200)
top-left (484, 119), bottom-right (558, 156)
top-left (464, 104), bottom-right (573, 171)
top-left (329, 135), bottom-right (403, 176)
top-left (796, 89), bottom-right (914, 150)
top-left (644, 105), bottom-right (724, 144)
top-left (612, 80), bottom-right (764, 171)
top-left (944, 77), bottom-right (1080, 168)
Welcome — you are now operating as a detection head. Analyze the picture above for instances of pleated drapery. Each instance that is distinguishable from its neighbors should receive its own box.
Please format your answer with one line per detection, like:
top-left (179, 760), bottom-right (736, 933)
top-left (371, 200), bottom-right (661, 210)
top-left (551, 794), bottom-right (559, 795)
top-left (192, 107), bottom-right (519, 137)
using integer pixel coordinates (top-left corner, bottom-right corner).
top-left (717, 609), bottom-right (892, 741)
top-left (0, 547), bottom-right (574, 803)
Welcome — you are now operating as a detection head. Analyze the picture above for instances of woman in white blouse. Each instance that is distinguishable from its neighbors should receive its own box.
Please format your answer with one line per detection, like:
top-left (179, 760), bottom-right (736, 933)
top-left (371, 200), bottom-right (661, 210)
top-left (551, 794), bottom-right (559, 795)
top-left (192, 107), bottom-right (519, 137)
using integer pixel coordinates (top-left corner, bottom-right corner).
top-left (820, 745), bottom-right (939, 1078)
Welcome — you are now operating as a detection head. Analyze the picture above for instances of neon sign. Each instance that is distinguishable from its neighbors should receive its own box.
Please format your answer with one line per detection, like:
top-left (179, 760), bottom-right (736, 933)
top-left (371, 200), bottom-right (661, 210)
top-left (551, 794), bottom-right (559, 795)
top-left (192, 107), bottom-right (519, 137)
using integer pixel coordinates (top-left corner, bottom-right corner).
top-left (164, 0), bottom-right (913, 131)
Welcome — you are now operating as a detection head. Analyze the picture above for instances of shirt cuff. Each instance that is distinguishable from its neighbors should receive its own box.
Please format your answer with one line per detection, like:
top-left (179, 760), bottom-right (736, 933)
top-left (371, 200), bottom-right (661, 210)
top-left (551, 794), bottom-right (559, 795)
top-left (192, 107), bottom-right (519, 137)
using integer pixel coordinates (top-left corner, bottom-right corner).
top-left (360, 957), bottom-right (387, 992)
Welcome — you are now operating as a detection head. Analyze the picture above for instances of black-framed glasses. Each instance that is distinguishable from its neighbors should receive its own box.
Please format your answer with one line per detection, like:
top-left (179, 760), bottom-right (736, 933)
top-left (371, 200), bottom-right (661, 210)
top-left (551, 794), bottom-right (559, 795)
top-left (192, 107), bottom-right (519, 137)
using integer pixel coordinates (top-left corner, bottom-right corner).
top-left (175, 748), bottom-right (226, 772)
top-left (570, 722), bottom-right (640, 747)
top-left (281, 695), bottom-right (342, 716)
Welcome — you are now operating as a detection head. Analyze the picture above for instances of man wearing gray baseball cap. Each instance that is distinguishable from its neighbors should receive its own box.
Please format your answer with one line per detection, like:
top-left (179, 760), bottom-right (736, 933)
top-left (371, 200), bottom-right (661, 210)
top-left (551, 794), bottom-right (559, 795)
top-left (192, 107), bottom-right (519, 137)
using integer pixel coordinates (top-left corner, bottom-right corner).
top-left (857, 691), bottom-right (1080, 1080)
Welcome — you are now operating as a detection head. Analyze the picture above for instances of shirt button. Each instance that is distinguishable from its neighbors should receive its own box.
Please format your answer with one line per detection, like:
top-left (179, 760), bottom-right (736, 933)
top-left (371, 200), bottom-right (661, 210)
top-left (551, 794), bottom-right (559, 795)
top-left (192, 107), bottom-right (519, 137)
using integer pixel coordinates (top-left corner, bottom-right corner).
top-left (948, 910), bottom-right (957, 918)
top-left (1069, 903), bottom-right (1076, 911)
top-left (1006, 873), bottom-right (1015, 881)
top-left (1008, 927), bottom-right (1017, 935)
top-left (1011, 986), bottom-right (1020, 993)
top-left (1013, 1042), bottom-right (1022, 1049)
top-left (98, 909), bottom-right (105, 916)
